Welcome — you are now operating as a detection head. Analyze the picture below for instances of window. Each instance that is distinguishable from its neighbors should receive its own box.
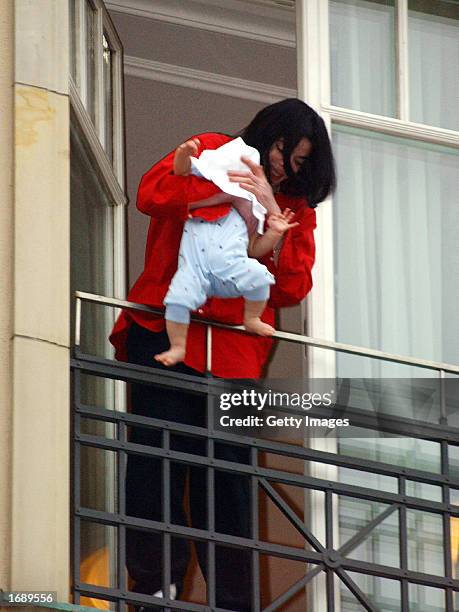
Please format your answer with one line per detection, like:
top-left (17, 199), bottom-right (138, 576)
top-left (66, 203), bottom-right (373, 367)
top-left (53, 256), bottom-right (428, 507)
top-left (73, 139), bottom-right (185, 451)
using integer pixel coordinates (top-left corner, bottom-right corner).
top-left (298, 0), bottom-right (459, 608)
top-left (69, 4), bottom-right (126, 598)
top-left (69, 0), bottom-right (124, 173)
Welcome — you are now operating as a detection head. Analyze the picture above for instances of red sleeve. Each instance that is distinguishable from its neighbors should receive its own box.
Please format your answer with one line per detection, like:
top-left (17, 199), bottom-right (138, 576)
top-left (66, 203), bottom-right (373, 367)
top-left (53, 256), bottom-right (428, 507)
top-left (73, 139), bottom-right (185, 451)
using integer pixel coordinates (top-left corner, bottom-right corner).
top-left (266, 205), bottom-right (317, 308)
top-left (136, 133), bottom-right (231, 220)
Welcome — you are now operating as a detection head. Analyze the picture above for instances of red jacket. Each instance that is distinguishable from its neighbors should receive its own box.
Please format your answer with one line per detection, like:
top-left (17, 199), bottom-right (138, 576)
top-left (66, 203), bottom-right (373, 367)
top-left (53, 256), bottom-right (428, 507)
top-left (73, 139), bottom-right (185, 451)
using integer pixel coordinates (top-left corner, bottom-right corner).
top-left (110, 132), bottom-right (316, 377)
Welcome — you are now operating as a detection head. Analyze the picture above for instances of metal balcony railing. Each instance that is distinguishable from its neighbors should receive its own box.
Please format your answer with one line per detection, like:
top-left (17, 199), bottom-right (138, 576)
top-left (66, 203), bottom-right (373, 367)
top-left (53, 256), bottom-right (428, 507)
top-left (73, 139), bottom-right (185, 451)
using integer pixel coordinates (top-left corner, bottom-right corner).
top-left (71, 291), bottom-right (459, 612)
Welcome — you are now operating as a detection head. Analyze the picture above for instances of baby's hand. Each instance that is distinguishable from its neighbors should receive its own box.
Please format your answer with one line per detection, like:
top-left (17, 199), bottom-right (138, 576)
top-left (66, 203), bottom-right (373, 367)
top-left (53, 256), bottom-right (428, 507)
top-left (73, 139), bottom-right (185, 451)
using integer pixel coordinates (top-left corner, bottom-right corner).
top-left (267, 208), bottom-right (299, 235)
top-left (173, 137), bottom-right (200, 176)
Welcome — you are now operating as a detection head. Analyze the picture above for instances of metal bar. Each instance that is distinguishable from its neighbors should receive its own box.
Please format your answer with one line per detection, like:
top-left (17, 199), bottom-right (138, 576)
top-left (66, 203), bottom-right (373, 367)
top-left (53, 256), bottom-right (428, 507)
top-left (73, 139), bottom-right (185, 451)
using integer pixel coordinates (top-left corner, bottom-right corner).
top-left (259, 478), bottom-right (326, 552)
top-left (78, 583), bottom-right (225, 612)
top-left (162, 429), bottom-right (172, 610)
top-left (75, 507), bottom-right (459, 591)
top-left (338, 503), bottom-right (400, 558)
top-left (206, 390), bottom-right (216, 609)
top-left (325, 489), bottom-right (335, 612)
top-left (440, 369), bottom-right (448, 425)
top-left (262, 565), bottom-right (324, 612)
top-left (74, 291), bottom-right (459, 374)
top-left (72, 356), bottom-right (459, 444)
top-left (71, 352), bottom-right (213, 395)
top-left (441, 439), bottom-right (454, 612)
top-left (117, 418), bottom-right (127, 610)
top-left (74, 401), bottom-right (459, 488)
top-left (76, 434), bottom-right (459, 515)
top-left (72, 369), bottom-right (82, 604)
top-left (251, 447), bottom-right (261, 612)
top-left (399, 476), bottom-right (409, 611)
top-left (336, 568), bottom-right (378, 611)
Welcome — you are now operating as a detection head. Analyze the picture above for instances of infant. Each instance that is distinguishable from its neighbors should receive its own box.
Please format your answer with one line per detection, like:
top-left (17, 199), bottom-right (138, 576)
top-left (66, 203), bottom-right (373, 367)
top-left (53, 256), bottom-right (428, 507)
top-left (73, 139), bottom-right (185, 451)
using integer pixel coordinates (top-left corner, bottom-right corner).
top-left (155, 137), bottom-right (298, 366)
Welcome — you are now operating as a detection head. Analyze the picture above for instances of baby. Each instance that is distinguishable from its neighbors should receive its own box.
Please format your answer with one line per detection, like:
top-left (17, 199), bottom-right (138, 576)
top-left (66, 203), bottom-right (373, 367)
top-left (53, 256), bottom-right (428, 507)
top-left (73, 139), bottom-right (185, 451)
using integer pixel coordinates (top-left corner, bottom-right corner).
top-left (155, 138), bottom-right (298, 366)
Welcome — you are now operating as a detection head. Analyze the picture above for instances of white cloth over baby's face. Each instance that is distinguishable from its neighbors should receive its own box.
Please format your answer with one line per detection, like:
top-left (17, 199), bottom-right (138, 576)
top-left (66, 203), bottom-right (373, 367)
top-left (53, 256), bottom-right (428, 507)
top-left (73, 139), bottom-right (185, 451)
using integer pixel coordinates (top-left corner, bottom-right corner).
top-left (190, 137), bottom-right (267, 235)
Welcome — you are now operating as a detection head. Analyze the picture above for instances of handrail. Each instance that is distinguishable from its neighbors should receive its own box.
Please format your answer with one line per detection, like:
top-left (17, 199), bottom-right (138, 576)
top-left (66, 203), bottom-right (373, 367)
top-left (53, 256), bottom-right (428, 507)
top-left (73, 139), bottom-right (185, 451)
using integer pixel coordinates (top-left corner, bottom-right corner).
top-left (74, 291), bottom-right (459, 375)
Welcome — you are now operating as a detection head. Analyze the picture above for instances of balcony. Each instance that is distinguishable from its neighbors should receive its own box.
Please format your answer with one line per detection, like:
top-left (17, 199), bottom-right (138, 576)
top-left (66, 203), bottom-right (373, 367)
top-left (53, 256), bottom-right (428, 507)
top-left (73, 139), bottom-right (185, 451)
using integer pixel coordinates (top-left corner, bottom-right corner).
top-left (71, 292), bottom-right (459, 611)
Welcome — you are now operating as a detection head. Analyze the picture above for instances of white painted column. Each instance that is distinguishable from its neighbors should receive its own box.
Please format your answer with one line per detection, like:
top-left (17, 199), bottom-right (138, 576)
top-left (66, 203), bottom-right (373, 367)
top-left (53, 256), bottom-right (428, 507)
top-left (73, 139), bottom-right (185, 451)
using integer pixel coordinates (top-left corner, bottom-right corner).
top-left (0, 0), bottom-right (14, 592)
top-left (296, 2), bottom-right (340, 610)
top-left (11, 0), bottom-right (70, 600)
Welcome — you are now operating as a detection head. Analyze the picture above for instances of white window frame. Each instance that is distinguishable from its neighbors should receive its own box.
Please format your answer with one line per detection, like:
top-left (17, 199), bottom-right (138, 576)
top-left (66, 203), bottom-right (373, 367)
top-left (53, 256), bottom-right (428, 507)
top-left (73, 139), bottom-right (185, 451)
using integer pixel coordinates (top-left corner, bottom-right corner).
top-left (296, 1), bottom-right (459, 609)
top-left (70, 0), bottom-right (127, 407)
top-left (70, 2), bottom-right (127, 586)
top-left (299, 0), bottom-right (459, 365)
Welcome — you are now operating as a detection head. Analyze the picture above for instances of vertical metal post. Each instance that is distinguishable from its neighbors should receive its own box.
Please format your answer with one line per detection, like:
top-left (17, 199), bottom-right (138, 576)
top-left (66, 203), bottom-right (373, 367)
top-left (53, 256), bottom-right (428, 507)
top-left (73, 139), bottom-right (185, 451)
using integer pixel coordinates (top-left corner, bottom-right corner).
top-left (162, 428), bottom-right (172, 611)
top-left (251, 447), bottom-right (261, 612)
top-left (440, 417), bottom-right (453, 611)
top-left (439, 369), bottom-right (447, 425)
top-left (206, 324), bottom-right (212, 375)
top-left (73, 369), bottom-right (82, 604)
top-left (325, 489), bottom-right (335, 611)
top-left (399, 476), bottom-right (409, 610)
top-left (117, 417), bottom-right (127, 612)
top-left (205, 324), bottom-right (216, 607)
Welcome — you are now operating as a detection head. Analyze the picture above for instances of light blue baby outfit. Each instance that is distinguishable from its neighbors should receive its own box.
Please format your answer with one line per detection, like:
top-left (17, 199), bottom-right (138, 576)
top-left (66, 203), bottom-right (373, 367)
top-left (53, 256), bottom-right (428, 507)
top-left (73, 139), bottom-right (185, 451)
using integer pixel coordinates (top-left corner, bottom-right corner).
top-left (164, 207), bottom-right (275, 324)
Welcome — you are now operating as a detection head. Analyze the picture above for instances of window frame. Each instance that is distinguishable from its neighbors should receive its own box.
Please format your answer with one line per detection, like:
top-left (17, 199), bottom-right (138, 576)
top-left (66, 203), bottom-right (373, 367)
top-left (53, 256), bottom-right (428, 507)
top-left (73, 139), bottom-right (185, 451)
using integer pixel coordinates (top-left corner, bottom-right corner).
top-left (297, 1), bottom-right (459, 609)
top-left (298, 0), bottom-right (459, 368)
top-left (69, 0), bottom-right (127, 412)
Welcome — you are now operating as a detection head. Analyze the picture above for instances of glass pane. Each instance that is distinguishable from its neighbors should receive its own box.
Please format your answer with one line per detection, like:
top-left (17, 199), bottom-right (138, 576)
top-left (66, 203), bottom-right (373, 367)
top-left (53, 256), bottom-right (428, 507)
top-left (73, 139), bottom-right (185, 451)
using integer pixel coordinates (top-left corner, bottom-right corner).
top-left (405, 480), bottom-right (442, 503)
top-left (408, 583), bottom-right (445, 612)
top-left (452, 516), bottom-right (459, 579)
top-left (103, 31), bottom-right (114, 162)
top-left (408, 0), bottom-right (459, 131)
top-left (338, 497), bottom-right (399, 567)
top-left (407, 510), bottom-right (444, 576)
top-left (344, 572), bottom-right (401, 611)
top-left (330, 0), bottom-right (396, 116)
top-left (338, 465), bottom-right (397, 493)
top-left (80, 446), bottom-right (117, 513)
top-left (335, 378), bottom-right (452, 425)
top-left (449, 444), bottom-right (459, 480)
top-left (80, 522), bottom-right (117, 610)
top-left (70, 125), bottom-right (114, 358)
top-left (333, 126), bottom-right (459, 377)
top-left (339, 436), bottom-right (441, 474)
top-left (85, 0), bottom-right (96, 122)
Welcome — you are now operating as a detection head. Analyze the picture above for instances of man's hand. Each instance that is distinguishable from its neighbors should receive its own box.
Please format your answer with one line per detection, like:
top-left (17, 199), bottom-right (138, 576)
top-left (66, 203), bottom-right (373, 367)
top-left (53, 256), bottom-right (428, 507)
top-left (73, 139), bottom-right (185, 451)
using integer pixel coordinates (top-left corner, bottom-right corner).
top-left (227, 156), bottom-right (281, 215)
top-left (173, 137), bottom-right (200, 176)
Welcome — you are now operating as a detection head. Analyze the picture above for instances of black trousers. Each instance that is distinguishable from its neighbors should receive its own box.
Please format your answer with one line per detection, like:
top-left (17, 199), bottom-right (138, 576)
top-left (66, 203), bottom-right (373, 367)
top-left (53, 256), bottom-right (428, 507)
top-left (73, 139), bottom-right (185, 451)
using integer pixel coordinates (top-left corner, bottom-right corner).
top-left (125, 322), bottom-right (253, 611)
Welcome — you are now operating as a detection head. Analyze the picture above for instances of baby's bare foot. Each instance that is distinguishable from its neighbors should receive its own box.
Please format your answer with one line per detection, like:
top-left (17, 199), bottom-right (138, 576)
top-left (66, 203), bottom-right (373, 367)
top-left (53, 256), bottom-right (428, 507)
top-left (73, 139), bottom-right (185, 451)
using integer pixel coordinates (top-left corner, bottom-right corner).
top-left (154, 346), bottom-right (186, 366)
top-left (244, 317), bottom-right (275, 337)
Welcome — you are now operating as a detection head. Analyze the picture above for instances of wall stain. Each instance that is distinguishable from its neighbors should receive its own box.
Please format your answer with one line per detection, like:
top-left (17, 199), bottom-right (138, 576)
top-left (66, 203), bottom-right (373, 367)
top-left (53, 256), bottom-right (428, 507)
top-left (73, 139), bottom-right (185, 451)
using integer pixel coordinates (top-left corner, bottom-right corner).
top-left (15, 88), bottom-right (56, 147)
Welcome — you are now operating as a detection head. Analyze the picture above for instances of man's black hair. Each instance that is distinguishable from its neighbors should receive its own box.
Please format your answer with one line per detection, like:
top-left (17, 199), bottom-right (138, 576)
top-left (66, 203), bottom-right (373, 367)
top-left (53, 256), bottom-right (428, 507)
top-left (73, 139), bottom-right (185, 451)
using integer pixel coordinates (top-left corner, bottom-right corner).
top-left (239, 98), bottom-right (336, 207)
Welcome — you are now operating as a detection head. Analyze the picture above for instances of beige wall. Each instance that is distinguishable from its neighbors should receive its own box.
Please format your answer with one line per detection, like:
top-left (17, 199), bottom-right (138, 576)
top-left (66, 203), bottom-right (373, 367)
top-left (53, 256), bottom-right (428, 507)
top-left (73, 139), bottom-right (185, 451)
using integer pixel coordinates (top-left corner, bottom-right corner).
top-left (0, 0), bottom-right (14, 592)
top-left (0, 0), bottom-right (71, 601)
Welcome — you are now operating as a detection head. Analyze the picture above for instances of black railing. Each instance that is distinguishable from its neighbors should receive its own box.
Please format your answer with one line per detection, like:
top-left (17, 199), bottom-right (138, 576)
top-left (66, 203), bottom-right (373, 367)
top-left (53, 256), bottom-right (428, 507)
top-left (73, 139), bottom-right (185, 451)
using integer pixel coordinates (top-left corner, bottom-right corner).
top-left (71, 292), bottom-right (459, 612)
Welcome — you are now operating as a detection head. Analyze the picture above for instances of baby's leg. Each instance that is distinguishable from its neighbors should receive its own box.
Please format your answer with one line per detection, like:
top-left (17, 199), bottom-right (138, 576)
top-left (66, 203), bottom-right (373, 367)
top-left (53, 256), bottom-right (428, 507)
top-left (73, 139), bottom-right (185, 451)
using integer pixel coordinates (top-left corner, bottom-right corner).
top-left (155, 305), bottom-right (191, 366)
top-left (243, 287), bottom-right (275, 337)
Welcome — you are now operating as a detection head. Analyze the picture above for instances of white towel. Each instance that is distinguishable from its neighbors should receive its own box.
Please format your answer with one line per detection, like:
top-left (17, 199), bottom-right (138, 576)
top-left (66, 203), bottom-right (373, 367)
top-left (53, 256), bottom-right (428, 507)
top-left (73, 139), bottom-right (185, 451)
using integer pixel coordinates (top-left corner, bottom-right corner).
top-left (191, 137), bottom-right (267, 234)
